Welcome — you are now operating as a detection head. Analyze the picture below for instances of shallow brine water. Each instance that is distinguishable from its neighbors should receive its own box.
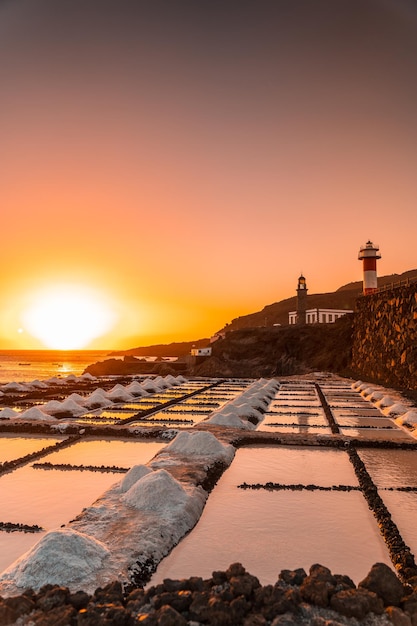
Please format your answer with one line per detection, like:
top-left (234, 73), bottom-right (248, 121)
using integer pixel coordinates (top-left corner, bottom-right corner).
top-left (150, 446), bottom-right (391, 585)
top-left (356, 449), bottom-right (417, 560)
top-left (340, 427), bottom-right (411, 441)
top-left (335, 417), bottom-right (395, 428)
top-left (40, 438), bottom-right (165, 467)
top-left (358, 449), bottom-right (417, 488)
top-left (258, 424), bottom-right (333, 434)
top-left (0, 438), bottom-right (166, 573)
top-left (260, 413), bottom-right (327, 427)
top-left (0, 435), bottom-right (65, 463)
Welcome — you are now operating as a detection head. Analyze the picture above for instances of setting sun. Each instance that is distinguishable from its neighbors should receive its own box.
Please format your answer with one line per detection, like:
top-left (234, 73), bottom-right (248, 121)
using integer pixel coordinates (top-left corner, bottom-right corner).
top-left (21, 284), bottom-right (117, 349)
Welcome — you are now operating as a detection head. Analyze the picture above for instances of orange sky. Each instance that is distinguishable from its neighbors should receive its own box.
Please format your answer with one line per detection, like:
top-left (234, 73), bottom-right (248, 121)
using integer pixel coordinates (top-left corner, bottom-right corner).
top-left (1, 0), bottom-right (417, 349)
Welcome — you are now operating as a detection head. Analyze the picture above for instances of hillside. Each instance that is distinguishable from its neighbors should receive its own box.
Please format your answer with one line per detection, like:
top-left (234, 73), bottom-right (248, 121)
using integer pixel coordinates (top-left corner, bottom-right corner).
top-left (219, 270), bottom-right (417, 333)
top-left (107, 269), bottom-right (417, 359)
top-left (109, 338), bottom-right (210, 358)
top-left (192, 315), bottom-right (354, 378)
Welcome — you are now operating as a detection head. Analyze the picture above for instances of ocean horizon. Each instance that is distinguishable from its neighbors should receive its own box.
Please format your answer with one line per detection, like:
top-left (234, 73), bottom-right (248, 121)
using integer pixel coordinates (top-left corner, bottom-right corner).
top-left (0, 350), bottom-right (110, 384)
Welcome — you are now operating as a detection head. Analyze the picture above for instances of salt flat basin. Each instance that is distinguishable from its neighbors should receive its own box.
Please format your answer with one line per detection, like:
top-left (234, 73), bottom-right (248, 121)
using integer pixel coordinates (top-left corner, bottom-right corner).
top-left (378, 491), bottom-right (417, 558)
top-left (150, 446), bottom-right (391, 586)
top-left (40, 438), bottom-right (165, 467)
top-left (336, 417), bottom-right (396, 428)
top-left (267, 406), bottom-right (324, 417)
top-left (340, 427), bottom-right (412, 441)
top-left (332, 407), bottom-right (383, 417)
top-left (0, 435), bottom-right (64, 464)
top-left (260, 413), bottom-right (328, 427)
top-left (358, 449), bottom-right (417, 488)
top-left (258, 425), bottom-right (333, 434)
top-left (0, 438), bottom-right (165, 573)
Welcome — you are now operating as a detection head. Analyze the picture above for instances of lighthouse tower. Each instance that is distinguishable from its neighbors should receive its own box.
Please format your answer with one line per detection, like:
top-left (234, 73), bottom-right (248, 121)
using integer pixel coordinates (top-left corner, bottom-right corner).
top-left (296, 274), bottom-right (308, 324)
top-left (358, 241), bottom-right (381, 295)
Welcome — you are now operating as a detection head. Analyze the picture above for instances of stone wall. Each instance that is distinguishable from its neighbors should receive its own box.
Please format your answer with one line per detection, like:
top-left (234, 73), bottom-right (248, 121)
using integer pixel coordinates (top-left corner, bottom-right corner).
top-left (352, 284), bottom-right (417, 389)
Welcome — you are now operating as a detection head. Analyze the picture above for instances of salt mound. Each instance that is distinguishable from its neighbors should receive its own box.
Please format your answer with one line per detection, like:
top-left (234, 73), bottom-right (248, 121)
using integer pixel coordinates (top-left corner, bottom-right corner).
top-left (369, 391), bottom-right (384, 402)
top-left (0, 408), bottom-right (20, 419)
top-left (141, 379), bottom-right (160, 392)
top-left (67, 393), bottom-right (86, 405)
top-left (84, 389), bottom-right (112, 408)
top-left (125, 381), bottom-right (148, 396)
top-left (154, 376), bottom-right (170, 389)
top-left (44, 398), bottom-right (86, 417)
top-left (42, 400), bottom-right (64, 415)
top-left (0, 529), bottom-right (110, 591)
top-left (19, 407), bottom-right (52, 421)
top-left (80, 372), bottom-right (96, 380)
top-left (206, 412), bottom-right (255, 430)
top-left (398, 410), bottom-right (417, 426)
top-left (121, 469), bottom-right (189, 515)
top-left (119, 464), bottom-right (152, 493)
top-left (106, 388), bottom-right (133, 402)
top-left (383, 403), bottom-right (408, 417)
top-left (29, 380), bottom-right (49, 389)
top-left (375, 396), bottom-right (395, 409)
top-left (1, 382), bottom-right (29, 392)
top-left (58, 398), bottom-right (86, 416)
top-left (164, 431), bottom-right (234, 462)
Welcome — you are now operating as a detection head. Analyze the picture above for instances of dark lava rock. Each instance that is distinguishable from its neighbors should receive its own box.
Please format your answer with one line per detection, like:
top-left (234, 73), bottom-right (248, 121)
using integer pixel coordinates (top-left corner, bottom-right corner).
top-left (0, 601), bottom-right (18, 625)
top-left (4, 593), bottom-right (36, 617)
top-left (330, 587), bottom-right (384, 619)
top-left (385, 605), bottom-right (414, 626)
top-left (152, 590), bottom-right (192, 613)
top-left (156, 604), bottom-right (187, 626)
top-left (279, 568), bottom-right (307, 586)
top-left (229, 573), bottom-right (261, 599)
top-left (69, 590), bottom-right (91, 610)
top-left (36, 585), bottom-right (69, 611)
top-left (254, 584), bottom-right (301, 620)
top-left (300, 563), bottom-right (337, 607)
top-left (0, 561), bottom-right (413, 625)
top-left (359, 562), bottom-right (406, 606)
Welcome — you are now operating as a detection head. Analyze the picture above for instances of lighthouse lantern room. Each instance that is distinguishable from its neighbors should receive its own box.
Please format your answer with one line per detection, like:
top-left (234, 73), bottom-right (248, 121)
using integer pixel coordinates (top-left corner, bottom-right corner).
top-left (358, 241), bottom-right (381, 295)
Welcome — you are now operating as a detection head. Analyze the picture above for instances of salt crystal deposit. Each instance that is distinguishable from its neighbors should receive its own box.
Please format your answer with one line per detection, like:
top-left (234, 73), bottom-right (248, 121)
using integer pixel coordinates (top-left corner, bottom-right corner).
top-left (121, 469), bottom-right (191, 515)
top-left (18, 406), bottom-right (54, 421)
top-left (0, 529), bottom-right (110, 594)
top-left (163, 431), bottom-right (234, 463)
top-left (118, 464), bottom-right (152, 493)
top-left (0, 408), bottom-right (20, 419)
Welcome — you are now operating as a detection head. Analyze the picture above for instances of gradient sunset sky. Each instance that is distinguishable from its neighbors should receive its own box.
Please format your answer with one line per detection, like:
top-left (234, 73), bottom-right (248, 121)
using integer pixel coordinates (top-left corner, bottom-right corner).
top-left (1, 0), bottom-right (417, 349)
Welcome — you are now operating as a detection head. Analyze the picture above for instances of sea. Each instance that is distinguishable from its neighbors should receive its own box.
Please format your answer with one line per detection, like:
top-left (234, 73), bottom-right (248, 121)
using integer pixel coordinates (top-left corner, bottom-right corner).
top-left (0, 350), bottom-right (111, 384)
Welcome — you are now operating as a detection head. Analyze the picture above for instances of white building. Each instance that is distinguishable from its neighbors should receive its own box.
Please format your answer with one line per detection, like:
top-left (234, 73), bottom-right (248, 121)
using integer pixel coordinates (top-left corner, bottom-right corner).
top-left (190, 347), bottom-right (212, 357)
top-left (288, 308), bottom-right (353, 325)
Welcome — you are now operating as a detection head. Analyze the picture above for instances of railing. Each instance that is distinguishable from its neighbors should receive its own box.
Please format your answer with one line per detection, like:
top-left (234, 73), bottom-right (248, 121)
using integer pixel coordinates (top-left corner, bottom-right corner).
top-left (359, 276), bottom-right (417, 296)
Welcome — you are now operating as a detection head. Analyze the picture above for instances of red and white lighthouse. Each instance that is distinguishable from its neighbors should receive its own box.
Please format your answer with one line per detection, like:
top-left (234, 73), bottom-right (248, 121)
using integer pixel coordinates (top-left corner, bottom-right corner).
top-left (358, 241), bottom-right (381, 295)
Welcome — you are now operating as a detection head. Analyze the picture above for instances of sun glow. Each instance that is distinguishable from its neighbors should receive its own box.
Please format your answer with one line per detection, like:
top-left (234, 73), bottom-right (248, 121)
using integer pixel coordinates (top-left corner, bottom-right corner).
top-left (21, 284), bottom-right (117, 349)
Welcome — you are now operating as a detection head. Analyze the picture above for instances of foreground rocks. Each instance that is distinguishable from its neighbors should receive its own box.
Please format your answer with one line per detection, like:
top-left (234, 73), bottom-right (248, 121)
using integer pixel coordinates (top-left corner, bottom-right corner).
top-left (1, 562), bottom-right (415, 625)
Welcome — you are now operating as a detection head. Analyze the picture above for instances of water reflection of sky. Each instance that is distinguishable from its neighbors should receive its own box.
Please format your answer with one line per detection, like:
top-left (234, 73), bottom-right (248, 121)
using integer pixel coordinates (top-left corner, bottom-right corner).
top-left (0, 437), bottom-right (166, 572)
top-left (0, 436), bottom-right (64, 463)
top-left (150, 446), bottom-right (390, 586)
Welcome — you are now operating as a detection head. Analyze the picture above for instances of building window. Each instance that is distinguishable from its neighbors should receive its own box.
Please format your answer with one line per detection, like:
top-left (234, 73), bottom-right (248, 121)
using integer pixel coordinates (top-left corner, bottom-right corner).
top-left (329, 314), bottom-right (333, 322)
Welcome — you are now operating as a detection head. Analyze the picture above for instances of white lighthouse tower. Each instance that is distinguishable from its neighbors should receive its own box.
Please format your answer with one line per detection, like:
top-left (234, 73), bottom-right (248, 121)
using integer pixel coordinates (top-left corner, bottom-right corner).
top-left (358, 241), bottom-right (381, 295)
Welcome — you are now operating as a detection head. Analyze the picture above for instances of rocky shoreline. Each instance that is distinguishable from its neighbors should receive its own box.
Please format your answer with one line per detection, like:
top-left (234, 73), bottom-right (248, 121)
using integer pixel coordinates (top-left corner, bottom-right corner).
top-left (1, 561), bottom-right (415, 625)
